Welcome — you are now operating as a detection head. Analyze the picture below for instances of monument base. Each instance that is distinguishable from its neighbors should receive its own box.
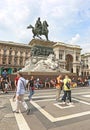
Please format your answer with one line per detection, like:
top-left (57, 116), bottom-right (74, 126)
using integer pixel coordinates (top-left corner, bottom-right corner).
top-left (18, 39), bottom-right (74, 80)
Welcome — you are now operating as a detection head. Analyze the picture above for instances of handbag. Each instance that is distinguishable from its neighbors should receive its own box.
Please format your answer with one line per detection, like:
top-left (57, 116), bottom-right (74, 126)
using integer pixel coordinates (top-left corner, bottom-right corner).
top-left (31, 86), bottom-right (35, 90)
top-left (66, 82), bottom-right (70, 89)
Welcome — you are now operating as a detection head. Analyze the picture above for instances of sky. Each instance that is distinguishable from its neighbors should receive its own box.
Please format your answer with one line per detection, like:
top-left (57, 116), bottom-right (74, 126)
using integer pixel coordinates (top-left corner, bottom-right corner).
top-left (0, 0), bottom-right (90, 54)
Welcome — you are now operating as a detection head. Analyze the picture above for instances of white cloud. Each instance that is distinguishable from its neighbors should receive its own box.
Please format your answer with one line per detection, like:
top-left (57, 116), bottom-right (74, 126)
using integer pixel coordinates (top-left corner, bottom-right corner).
top-left (68, 34), bottom-right (80, 44)
top-left (81, 43), bottom-right (90, 54)
top-left (0, 0), bottom-right (90, 53)
top-left (0, 0), bottom-right (31, 27)
top-left (11, 23), bottom-right (34, 43)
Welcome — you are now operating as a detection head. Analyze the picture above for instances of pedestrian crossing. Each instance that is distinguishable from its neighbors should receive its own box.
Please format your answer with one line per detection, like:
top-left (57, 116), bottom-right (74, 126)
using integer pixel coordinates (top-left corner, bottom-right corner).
top-left (10, 99), bottom-right (31, 130)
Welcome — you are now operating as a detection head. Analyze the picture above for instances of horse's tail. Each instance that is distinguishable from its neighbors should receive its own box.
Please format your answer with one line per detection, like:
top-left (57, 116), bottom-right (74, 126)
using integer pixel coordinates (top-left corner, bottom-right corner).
top-left (27, 24), bottom-right (34, 29)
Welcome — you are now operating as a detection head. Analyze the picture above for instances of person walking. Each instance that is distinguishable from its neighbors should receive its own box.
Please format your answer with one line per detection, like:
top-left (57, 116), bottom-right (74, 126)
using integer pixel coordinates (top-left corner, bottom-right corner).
top-left (12, 74), bottom-right (20, 101)
top-left (28, 76), bottom-right (35, 101)
top-left (55, 75), bottom-right (63, 102)
top-left (62, 75), bottom-right (73, 105)
top-left (13, 72), bottom-right (30, 114)
top-left (45, 77), bottom-right (50, 88)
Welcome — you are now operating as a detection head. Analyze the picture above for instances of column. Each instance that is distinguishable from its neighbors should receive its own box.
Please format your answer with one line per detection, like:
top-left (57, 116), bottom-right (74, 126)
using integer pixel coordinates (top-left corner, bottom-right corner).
top-left (73, 50), bottom-right (76, 73)
top-left (17, 56), bottom-right (19, 65)
top-left (12, 56), bottom-right (14, 65)
top-left (73, 64), bottom-right (76, 73)
top-left (73, 50), bottom-right (76, 63)
top-left (63, 50), bottom-right (65, 61)
top-left (79, 66), bottom-right (81, 76)
top-left (53, 48), bottom-right (59, 59)
top-left (6, 56), bottom-right (8, 64)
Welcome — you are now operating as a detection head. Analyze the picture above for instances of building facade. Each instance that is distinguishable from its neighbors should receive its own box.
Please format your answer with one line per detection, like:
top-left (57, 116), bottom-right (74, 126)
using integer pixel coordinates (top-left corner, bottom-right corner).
top-left (53, 42), bottom-right (82, 76)
top-left (81, 53), bottom-right (90, 76)
top-left (0, 40), bottom-right (82, 76)
top-left (0, 41), bottom-right (31, 74)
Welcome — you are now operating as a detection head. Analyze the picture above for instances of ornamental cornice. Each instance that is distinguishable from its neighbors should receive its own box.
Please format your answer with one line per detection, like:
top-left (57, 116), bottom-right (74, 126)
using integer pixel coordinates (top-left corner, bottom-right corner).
top-left (53, 42), bottom-right (82, 50)
top-left (0, 41), bottom-right (31, 48)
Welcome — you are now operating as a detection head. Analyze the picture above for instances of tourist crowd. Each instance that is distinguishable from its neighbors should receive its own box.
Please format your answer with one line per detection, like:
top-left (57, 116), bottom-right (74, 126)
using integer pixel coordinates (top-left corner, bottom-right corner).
top-left (0, 70), bottom-right (90, 115)
top-left (0, 72), bottom-right (90, 94)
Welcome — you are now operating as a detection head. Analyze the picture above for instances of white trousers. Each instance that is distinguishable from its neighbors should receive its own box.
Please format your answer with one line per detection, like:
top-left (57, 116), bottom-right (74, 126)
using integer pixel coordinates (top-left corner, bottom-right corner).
top-left (16, 94), bottom-right (28, 112)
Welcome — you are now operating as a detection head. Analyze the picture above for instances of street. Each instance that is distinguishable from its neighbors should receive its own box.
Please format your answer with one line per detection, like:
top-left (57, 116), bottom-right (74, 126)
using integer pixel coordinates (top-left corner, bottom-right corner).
top-left (0, 87), bottom-right (90, 130)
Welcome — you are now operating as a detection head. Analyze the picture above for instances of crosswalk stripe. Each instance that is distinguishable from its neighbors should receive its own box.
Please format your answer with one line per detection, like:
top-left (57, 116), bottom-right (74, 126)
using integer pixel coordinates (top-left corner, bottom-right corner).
top-left (10, 99), bottom-right (31, 130)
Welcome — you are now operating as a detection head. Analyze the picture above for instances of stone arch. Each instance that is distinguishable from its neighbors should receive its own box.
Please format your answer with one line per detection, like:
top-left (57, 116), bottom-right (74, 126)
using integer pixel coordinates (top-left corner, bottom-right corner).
top-left (65, 54), bottom-right (73, 72)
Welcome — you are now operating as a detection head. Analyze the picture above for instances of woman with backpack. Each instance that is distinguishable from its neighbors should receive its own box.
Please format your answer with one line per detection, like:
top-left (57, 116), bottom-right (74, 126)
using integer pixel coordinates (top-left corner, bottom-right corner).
top-left (61, 75), bottom-right (73, 105)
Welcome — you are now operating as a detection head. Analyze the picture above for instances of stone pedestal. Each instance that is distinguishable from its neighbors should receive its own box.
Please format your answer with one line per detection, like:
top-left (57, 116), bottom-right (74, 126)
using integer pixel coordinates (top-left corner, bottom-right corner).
top-left (28, 39), bottom-right (55, 57)
top-left (28, 39), bottom-right (55, 46)
top-left (19, 39), bottom-right (71, 77)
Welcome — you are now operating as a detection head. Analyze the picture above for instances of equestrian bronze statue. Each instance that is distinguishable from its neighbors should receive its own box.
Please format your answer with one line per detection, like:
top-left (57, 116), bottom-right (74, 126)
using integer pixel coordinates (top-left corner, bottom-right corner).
top-left (27, 17), bottom-right (49, 41)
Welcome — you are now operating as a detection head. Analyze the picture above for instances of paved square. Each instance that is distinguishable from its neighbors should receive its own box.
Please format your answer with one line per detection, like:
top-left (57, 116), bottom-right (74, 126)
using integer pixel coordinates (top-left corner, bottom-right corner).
top-left (30, 92), bottom-right (90, 122)
top-left (9, 88), bottom-right (90, 130)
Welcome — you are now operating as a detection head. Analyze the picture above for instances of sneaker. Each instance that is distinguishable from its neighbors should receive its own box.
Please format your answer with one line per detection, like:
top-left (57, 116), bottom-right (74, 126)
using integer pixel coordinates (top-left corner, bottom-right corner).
top-left (62, 101), bottom-right (66, 104)
top-left (67, 102), bottom-right (73, 105)
top-left (26, 108), bottom-right (31, 115)
top-left (13, 110), bottom-right (19, 113)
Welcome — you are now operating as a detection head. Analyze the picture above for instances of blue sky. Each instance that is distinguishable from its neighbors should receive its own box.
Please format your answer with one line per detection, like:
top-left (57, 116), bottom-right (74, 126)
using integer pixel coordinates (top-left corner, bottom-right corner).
top-left (0, 0), bottom-right (90, 53)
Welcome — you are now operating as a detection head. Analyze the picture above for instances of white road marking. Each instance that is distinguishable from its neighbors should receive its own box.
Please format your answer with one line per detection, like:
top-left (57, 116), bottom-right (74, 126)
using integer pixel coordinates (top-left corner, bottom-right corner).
top-left (31, 91), bottom-right (90, 99)
top-left (30, 100), bottom-right (90, 122)
top-left (54, 103), bottom-right (75, 109)
top-left (54, 111), bottom-right (90, 122)
top-left (32, 95), bottom-right (55, 99)
top-left (31, 97), bottom-right (90, 105)
top-left (34, 98), bottom-right (55, 102)
top-left (30, 100), bottom-right (55, 122)
top-left (0, 105), bottom-right (4, 108)
top-left (82, 95), bottom-right (90, 97)
top-left (4, 113), bottom-right (14, 118)
top-left (72, 98), bottom-right (90, 105)
top-left (72, 91), bottom-right (90, 95)
top-left (24, 91), bottom-right (90, 122)
top-left (10, 99), bottom-right (31, 130)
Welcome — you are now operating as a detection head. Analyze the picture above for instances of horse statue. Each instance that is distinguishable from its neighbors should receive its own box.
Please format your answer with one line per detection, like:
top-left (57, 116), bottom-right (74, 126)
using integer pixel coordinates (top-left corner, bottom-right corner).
top-left (27, 18), bottom-right (49, 41)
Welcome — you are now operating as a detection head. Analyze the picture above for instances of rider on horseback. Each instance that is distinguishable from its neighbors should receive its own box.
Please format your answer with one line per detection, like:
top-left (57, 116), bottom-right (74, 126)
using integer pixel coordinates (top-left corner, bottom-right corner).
top-left (35, 17), bottom-right (42, 35)
top-left (27, 17), bottom-right (49, 40)
top-left (42, 20), bottom-right (49, 33)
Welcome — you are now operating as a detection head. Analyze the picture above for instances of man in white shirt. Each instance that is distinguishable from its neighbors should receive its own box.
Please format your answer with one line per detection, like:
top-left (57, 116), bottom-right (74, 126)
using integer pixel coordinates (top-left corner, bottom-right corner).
top-left (13, 72), bottom-right (30, 115)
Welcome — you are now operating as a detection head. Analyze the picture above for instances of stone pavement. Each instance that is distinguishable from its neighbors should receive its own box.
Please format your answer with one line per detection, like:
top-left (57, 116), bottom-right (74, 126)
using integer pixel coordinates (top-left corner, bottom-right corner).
top-left (0, 92), bottom-right (19, 130)
top-left (0, 87), bottom-right (90, 130)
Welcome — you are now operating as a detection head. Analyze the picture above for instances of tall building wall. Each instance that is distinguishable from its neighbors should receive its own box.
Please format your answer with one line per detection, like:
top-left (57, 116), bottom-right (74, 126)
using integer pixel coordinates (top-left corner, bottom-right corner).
top-left (0, 40), bottom-right (82, 76)
top-left (81, 53), bottom-right (90, 76)
top-left (0, 41), bottom-right (31, 74)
